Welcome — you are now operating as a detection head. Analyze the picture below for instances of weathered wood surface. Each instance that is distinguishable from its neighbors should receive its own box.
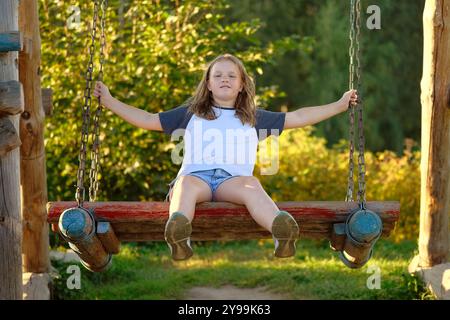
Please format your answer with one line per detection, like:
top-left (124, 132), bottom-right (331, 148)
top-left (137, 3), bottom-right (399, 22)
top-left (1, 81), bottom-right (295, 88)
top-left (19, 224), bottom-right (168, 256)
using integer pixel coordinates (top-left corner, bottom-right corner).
top-left (97, 222), bottom-right (120, 254)
top-left (68, 240), bottom-right (111, 272)
top-left (0, 80), bottom-right (24, 115)
top-left (419, 0), bottom-right (450, 267)
top-left (0, 117), bottom-right (21, 156)
top-left (58, 208), bottom-right (111, 272)
top-left (48, 201), bottom-right (400, 241)
top-left (0, 0), bottom-right (23, 300)
top-left (0, 31), bottom-right (22, 52)
top-left (18, 0), bottom-right (49, 274)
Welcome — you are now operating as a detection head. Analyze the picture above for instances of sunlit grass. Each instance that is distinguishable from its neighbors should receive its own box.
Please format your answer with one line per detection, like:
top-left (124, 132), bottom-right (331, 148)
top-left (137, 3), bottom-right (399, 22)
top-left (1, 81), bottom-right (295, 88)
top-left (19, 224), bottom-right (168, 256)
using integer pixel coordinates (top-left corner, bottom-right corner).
top-left (51, 239), bottom-right (434, 300)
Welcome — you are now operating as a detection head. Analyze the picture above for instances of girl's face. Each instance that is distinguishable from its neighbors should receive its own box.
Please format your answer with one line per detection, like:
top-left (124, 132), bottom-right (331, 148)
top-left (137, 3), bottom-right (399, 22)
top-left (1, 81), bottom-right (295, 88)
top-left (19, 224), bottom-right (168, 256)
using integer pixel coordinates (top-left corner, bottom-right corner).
top-left (207, 59), bottom-right (244, 107)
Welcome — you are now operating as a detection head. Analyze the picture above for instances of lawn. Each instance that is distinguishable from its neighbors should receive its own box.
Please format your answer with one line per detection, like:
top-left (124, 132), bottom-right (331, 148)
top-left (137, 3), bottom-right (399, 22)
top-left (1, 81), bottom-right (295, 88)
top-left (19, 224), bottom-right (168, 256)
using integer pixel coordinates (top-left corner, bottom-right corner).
top-left (51, 238), bottom-right (434, 300)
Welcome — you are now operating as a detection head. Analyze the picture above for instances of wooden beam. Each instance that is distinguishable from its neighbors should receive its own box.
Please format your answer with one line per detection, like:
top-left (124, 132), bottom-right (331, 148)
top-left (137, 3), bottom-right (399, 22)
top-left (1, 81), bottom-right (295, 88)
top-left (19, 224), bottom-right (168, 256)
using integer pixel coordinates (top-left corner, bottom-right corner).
top-left (0, 117), bottom-right (21, 156)
top-left (19, 0), bottom-right (50, 274)
top-left (419, 0), bottom-right (450, 267)
top-left (0, 80), bottom-right (24, 116)
top-left (41, 88), bottom-right (52, 116)
top-left (48, 201), bottom-right (400, 241)
top-left (0, 31), bottom-right (22, 52)
top-left (0, 0), bottom-right (23, 300)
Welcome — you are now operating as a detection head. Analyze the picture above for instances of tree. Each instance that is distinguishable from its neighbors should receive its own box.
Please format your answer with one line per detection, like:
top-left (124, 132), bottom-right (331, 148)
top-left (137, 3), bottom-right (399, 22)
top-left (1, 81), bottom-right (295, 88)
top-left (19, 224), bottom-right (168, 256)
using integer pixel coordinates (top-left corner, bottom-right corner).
top-left (40, 0), bottom-right (307, 201)
top-left (226, 0), bottom-right (424, 153)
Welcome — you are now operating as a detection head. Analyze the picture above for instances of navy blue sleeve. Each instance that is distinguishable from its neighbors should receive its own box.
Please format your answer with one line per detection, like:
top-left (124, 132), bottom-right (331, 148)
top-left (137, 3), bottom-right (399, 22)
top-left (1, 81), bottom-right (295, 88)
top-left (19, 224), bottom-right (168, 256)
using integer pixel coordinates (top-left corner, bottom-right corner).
top-left (158, 105), bottom-right (192, 135)
top-left (255, 108), bottom-right (286, 141)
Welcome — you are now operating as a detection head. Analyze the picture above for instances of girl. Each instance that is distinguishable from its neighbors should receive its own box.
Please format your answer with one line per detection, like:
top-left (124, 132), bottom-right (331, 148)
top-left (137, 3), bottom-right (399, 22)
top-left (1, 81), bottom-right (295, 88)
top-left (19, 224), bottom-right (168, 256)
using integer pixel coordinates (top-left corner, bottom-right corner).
top-left (93, 53), bottom-right (358, 261)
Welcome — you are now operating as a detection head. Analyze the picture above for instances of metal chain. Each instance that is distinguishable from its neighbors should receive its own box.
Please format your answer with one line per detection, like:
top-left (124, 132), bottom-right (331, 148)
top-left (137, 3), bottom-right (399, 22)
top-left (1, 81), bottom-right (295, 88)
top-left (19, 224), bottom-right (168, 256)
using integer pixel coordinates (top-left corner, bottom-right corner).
top-left (89, 0), bottom-right (107, 202)
top-left (355, 0), bottom-right (367, 207)
top-left (346, 0), bottom-right (367, 208)
top-left (346, 0), bottom-right (356, 202)
top-left (76, 0), bottom-right (100, 207)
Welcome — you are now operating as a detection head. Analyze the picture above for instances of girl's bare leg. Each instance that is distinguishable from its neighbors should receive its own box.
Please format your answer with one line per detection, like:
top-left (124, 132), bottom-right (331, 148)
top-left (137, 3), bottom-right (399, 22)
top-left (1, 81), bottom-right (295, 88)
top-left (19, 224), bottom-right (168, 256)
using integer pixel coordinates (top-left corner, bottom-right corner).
top-left (165, 175), bottom-right (212, 260)
top-left (213, 176), bottom-right (279, 231)
top-left (168, 175), bottom-right (213, 222)
top-left (214, 176), bottom-right (299, 258)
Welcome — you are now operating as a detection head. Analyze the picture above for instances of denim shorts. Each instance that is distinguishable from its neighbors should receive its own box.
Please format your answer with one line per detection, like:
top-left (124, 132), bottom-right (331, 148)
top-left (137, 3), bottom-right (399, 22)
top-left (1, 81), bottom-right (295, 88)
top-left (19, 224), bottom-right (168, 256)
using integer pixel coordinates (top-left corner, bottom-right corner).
top-left (164, 168), bottom-right (240, 202)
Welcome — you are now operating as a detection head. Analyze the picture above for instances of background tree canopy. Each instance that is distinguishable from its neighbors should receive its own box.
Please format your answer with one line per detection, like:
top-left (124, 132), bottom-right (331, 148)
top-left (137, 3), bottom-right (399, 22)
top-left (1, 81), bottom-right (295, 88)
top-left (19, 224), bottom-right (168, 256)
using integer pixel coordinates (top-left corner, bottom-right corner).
top-left (40, 0), bottom-right (307, 201)
top-left (226, 0), bottom-right (424, 153)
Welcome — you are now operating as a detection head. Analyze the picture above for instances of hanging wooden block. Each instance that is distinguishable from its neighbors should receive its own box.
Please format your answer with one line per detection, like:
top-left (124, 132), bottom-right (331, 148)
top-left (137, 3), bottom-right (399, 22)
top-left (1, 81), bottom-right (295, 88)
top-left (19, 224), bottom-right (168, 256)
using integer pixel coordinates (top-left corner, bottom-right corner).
top-left (0, 117), bottom-right (21, 157)
top-left (58, 207), bottom-right (111, 272)
top-left (330, 223), bottom-right (346, 251)
top-left (0, 80), bottom-right (24, 116)
top-left (96, 221), bottom-right (120, 254)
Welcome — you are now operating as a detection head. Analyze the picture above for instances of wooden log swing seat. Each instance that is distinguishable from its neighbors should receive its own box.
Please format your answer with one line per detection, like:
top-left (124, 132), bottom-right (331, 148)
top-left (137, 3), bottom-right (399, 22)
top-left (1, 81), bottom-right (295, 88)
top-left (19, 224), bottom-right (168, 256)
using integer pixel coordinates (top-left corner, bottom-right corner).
top-left (47, 200), bottom-right (400, 271)
top-left (48, 201), bottom-right (399, 242)
top-left (46, 0), bottom-right (400, 272)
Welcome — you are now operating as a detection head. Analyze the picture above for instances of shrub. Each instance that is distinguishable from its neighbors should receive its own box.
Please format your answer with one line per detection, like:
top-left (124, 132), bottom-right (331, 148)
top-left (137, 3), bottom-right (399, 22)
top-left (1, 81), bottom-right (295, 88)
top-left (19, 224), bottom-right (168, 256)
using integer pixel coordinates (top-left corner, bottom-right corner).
top-left (255, 127), bottom-right (420, 241)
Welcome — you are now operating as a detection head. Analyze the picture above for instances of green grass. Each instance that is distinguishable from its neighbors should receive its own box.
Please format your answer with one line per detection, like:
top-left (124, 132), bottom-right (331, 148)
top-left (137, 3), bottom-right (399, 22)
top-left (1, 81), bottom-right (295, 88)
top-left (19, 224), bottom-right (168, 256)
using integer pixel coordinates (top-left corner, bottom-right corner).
top-left (51, 239), bottom-right (435, 300)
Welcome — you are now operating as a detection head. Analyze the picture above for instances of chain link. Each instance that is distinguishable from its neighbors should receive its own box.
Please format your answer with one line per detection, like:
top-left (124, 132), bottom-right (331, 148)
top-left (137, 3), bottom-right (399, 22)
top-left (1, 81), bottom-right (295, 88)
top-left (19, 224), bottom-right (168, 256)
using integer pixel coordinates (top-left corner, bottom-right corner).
top-left (76, 0), bottom-right (100, 207)
top-left (346, 0), bottom-right (356, 202)
top-left (75, 0), bottom-right (107, 207)
top-left (355, 0), bottom-right (367, 207)
top-left (346, 0), bottom-right (367, 208)
top-left (89, 0), bottom-right (107, 202)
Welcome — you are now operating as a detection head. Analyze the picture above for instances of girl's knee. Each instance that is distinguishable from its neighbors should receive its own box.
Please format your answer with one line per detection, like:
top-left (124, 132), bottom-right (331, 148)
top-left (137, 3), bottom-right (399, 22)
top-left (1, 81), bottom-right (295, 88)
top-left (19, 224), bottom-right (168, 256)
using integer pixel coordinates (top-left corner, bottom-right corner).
top-left (240, 176), bottom-right (264, 192)
top-left (174, 175), bottom-right (212, 202)
top-left (178, 175), bottom-right (206, 189)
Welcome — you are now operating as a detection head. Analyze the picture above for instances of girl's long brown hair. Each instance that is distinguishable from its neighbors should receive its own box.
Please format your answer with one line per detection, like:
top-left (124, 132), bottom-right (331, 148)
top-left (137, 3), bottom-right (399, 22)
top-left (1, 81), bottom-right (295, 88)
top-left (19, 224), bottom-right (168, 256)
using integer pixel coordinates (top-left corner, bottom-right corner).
top-left (184, 54), bottom-right (257, 127)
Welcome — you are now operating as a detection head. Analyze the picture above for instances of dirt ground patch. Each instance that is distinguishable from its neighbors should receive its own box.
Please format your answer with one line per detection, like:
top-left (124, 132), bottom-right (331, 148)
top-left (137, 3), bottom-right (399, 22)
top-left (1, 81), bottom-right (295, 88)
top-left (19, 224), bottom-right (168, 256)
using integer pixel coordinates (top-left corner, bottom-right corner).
top-left (183, 285), bottom-right (291, 300)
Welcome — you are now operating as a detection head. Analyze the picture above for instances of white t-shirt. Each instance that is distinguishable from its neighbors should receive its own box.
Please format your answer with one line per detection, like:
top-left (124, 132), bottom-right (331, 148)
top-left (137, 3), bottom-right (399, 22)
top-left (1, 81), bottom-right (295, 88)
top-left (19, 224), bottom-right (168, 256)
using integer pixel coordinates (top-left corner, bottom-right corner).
top-left (159, 105), bottom-right (286, 178)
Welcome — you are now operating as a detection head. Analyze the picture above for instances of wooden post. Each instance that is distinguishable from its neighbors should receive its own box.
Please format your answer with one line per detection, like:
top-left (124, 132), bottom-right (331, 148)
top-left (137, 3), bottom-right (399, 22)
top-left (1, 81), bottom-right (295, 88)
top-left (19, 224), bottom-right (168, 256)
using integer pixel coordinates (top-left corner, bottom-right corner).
top-left (419, 0), bottom-right (450, 267)
top-left (19, 0), bottom-right (50, 274)
top-left (0, 0), bottom-right (23, 300)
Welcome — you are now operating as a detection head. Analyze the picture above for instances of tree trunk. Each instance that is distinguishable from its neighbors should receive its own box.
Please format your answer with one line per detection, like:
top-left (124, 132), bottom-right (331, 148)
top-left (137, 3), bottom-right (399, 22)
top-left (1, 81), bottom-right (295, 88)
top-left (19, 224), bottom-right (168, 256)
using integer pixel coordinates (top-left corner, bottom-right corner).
top-left (419, 0), bottom-right (450, 267)
top-left (19, 0), bottom-right (49, 273)
top-left (0, 0), bottom-right (23, 300)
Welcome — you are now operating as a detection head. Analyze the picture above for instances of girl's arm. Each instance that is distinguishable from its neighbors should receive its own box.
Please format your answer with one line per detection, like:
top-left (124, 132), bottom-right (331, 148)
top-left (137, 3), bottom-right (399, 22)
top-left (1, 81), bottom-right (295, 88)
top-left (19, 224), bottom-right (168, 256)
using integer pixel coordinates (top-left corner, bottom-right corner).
top-left (93, 81), bottom-right (163, 131)
top-left (284, 89), bottom-right (358, 129)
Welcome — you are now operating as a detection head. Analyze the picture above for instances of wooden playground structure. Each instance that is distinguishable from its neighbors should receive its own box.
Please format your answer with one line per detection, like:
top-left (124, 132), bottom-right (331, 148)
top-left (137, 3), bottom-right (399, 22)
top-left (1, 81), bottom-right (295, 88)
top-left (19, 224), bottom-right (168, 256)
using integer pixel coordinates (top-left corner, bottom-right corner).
top-left (0, 0), bottom-right (449, 300)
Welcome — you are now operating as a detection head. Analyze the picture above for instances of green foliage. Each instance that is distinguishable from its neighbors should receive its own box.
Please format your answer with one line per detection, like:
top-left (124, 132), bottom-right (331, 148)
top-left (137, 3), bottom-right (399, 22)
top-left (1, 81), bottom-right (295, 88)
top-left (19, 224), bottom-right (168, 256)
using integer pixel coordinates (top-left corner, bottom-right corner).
top-left (40, 0), bottom-right (308, 202)
top-left (255, 128), bottom-right (420, 241)
top-left (50, 259), bottom-right (82, 300)
top-left (401, 273), bottom-right (436, 300)
top-left (226, 0), bottom-right (424, 154)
